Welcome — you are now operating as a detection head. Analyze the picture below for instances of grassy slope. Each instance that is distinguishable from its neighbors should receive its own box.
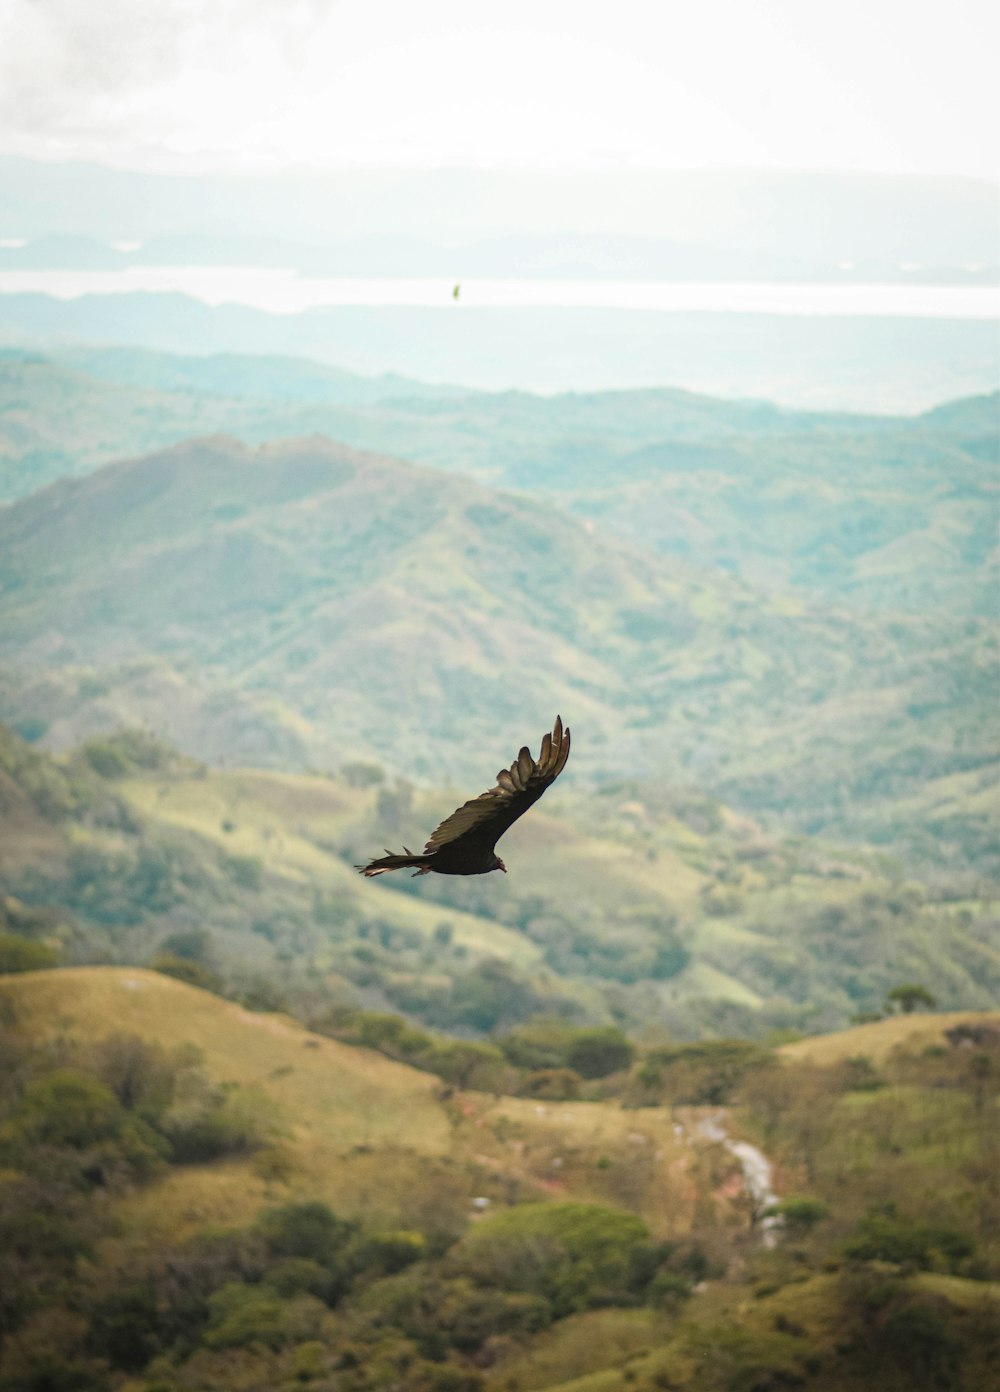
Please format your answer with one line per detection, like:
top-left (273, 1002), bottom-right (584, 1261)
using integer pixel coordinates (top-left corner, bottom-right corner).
top-left (779, 1008), bottom-right (1000, 1066)
top-left (122, 769), bottom-right (544, 968)
top-left (4, 965), bottom-right (998, 1390)
top-left (2, 966), bottom-right (697, 1241)
top-left (6, 965), bottom-right (450, 1149)
top-left (3, 719), bottom-right (997, 1036)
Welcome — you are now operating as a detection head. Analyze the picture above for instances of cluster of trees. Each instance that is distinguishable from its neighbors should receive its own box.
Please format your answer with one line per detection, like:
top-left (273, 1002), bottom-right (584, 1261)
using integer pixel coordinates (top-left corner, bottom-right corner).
top-left (3, 721), bottom-right (996, 1061)
top-left (738, 1033), bottom-right (998, 1273)
top-left (627, 1038), bottom-right (775, 1107)
top-left (0, 997), bottom-right (711, 1391)
top-left (310, 1008), bottom-right (637, 1097)
top-left (0, 1008), bottom-right (277, 1352)
top-left (0, 1190), bottom-right (706, 1390)
top-left (1, 969), bottom-right (997, 1389)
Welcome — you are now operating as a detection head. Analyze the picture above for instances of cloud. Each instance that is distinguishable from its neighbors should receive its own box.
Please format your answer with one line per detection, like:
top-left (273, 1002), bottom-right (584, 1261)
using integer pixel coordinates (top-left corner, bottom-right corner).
top-left (0, 0), bottom-right (336, 165)
top-left (0, 0), bottom-right (997, 178)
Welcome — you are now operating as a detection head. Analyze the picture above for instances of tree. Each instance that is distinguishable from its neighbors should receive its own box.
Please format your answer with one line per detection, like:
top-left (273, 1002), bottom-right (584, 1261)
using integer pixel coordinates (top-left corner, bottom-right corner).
top-left (13, 1070), bottom-right (127, 1149)
top-left (843, 1213), bottom-right (974, 1272)
top-left (564, 1027), bottom-right (634, 1080)
top-left (885, 984), bottom-right (937, 1015)
top-left (0, 933), bottom-right (58, 973)
top-left (767, 1196), bottom-right (830, 1234)
top-left (455, 1202), bottom-right (651, 1316)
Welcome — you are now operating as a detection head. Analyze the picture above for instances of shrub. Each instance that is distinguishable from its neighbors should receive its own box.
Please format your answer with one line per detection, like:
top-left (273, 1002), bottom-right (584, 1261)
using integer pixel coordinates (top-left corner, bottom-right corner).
top-left (157, 928), bottom-right (212, 963)
top-left (354, 1230), bottom-right (426, 1279)
top-left (0, 933), bottom-right (58, 973)
top-left (519, 1067), bottom-right (582, 1100)
top-left (768, 1196), bottom-right (830, 1233)
top-left (885, 983), bottom-right (937, 1015)
top-left (4, 1067), bottom-right (169, 1186)
top-left (86, 1283), bottom-right (165, 1371)
top-left (498, 1023), bottom-right (634, 1079)
top-left (454, 1202), bottom-right (651, 1316)
top-left (639, 1039), bottom-right (774, 1105)
top-left (879, 1300), bottom-right (961, 1376)
top-left (839, 1054), bottom-right (885, 1091)
top-left (255, 1202), bottom-right (358, 1276)
top-left (415, 1039), bottom-right (508, 1091)
top-left (13, 1070), bottom-right (127, 1149)
top-left (12, 716), bottom-right (47, 744)
top-left (204, 1282), bottom-right (288, 1350)
top-left (151, 953), bottom-right (223, 993)
top-left (81, 740), bottom-right (131, 779)
top-left (91, 1033), bottom-right (175, 1119)
top-left (497, 1021), bottom-right (579, 1071)
top-left (263, 1257), bottom-right (337, 1302)
top-left (223, 854), bottom-right (264, 891)
top-left (160, 1083), bottom-right (274, 1163)
top-left (843, 1214), bottom-right (974, 1272)
top-left (564, 1028), bottom-right (635, 1080)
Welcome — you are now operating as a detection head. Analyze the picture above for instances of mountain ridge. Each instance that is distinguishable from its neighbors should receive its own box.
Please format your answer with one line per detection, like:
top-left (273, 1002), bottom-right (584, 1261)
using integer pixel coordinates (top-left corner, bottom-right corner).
top-left (0, 428), bottom-right (995, 869)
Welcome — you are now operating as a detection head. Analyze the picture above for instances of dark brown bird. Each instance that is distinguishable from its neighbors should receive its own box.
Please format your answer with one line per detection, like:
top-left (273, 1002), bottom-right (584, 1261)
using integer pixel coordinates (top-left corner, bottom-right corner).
top-left (358, 716), bottom-right (571, 878)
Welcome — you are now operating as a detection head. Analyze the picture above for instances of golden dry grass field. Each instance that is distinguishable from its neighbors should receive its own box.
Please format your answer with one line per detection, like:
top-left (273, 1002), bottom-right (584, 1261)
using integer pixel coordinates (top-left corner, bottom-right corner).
top-left (4, 966), bottom-right (705, 1242)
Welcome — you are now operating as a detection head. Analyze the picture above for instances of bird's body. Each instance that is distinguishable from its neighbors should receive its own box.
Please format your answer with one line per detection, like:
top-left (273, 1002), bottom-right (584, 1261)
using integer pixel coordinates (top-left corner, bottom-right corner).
top-left (358, 716), bottom-right (570, 878)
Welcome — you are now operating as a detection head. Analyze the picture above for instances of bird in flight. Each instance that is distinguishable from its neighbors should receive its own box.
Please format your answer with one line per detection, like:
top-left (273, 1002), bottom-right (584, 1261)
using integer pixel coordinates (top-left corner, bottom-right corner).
top-left (358, 716), bottom-right (570, 878)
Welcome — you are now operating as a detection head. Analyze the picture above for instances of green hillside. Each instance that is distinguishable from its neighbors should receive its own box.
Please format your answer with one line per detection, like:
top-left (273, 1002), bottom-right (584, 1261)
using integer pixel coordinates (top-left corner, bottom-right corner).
top-left (0, 348), bottom-right (469, 504)
top-left (1, 966), bottom-right (996, 1391)
top-left (1, 966), bottom-right (699, 1230)
top-left (0, 424), bottom-right (994, 864)
top-left (2, 724), bottom-right (996, 1043)
top-left (3, 353), bottom-right (996, 613)
top-left (2, 347), bottom-right (995, 619)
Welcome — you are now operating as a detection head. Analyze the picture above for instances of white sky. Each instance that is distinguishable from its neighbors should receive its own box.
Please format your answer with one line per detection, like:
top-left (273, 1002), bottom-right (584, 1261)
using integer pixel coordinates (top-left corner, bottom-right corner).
top-left (1, 0), bottom-right (998, 180)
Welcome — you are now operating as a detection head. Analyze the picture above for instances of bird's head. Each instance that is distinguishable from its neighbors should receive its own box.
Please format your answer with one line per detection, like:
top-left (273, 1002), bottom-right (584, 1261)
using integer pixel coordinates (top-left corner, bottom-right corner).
top-left (494, 856), bottom-right (507, 874)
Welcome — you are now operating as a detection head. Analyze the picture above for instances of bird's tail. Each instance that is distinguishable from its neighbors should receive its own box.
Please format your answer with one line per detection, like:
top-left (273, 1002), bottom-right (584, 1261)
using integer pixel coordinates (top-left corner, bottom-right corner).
top-left (357, 847), bottom-right (432, 878)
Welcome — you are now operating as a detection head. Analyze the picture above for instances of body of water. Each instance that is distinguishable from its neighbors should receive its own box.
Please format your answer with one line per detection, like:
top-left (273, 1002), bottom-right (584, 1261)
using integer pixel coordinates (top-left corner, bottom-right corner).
top-left (0, 266), bottom-right (998, 319)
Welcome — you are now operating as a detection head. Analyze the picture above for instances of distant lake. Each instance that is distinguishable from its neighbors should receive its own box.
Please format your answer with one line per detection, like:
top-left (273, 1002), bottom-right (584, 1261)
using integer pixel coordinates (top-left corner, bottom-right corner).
top-left (1, 267), bottom-right (998, 319)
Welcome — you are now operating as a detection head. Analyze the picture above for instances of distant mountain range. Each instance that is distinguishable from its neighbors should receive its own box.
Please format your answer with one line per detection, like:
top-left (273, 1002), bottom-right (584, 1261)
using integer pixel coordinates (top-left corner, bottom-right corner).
top-left (2, 347), bottom-right (996, 614)
top-left (1, 294), bottom-right (997, 409)
top-left (0, 349), bottom-right (996, 868)
top-left (3, 156), bottom-right (998, 266)
top-left (2, 231), bottom-right (995, 285)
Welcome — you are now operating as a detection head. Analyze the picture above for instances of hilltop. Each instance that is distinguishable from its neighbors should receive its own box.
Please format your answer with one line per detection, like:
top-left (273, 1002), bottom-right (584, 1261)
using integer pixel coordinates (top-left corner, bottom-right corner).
top-left (778, 1007), bottom-right (1000, 1065)
top-left (3, 351), bottom-right (997, 618)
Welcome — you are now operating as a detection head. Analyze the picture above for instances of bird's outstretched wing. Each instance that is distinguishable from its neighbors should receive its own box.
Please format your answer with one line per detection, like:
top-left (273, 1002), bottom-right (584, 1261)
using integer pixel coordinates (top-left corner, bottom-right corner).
top-left (424, 715), bottom-right (570, 856)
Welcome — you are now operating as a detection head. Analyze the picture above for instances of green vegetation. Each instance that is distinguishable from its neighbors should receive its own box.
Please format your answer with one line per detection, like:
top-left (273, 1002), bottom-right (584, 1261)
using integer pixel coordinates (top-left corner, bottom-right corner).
top-left (0, 354), bottom-right (996, 872)
top-left (0, 344), bottom-right (997, 1388)
top-left (0, 969), bottom-right (996, 1390)
top-left (886, 982), bottom-right (938, 1014)
top-left (3, 723), bottom-right (997, 1046)
top-left (1, 723), bottom-right (996, 1045)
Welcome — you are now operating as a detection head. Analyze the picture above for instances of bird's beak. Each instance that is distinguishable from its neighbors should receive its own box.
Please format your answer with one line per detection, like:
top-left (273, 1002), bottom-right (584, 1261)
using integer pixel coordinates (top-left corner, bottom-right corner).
top-left (498, 859), bottom-right (507, 873)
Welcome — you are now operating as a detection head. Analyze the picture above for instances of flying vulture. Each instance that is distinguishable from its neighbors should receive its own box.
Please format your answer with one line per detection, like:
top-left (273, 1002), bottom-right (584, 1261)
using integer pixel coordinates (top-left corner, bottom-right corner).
top-left (358, 716), bottom-right (571, 878)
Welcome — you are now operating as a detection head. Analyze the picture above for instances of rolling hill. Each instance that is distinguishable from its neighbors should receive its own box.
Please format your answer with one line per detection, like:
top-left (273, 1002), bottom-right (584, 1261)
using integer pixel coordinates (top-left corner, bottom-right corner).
top-left (2, 723), bottom-right (997, 1041)
top-left (2, 345), bottom-right (995, 624)
top-left (1, 963), bottom-right (997, 1392)
top-left (0, 422), bottom-right (995, 868)
top-left (1, 964), bottom-right (705, 1239)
